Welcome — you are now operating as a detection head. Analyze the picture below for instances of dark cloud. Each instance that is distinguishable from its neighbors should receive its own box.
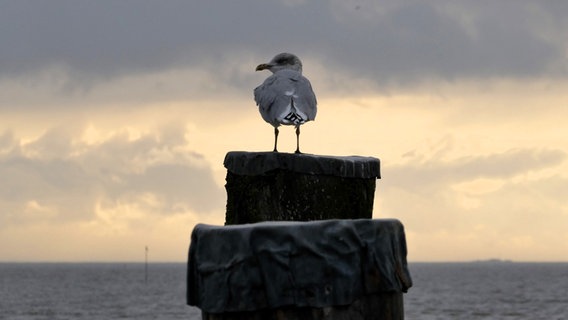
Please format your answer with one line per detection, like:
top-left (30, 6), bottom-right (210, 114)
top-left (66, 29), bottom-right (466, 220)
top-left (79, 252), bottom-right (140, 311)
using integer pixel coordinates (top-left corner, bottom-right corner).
top-left (321, 1), bottom-right (567, 87)
top-left (1, 1), bottom-right (567, 90)
top-left (0, 125), bottom-right (224, 226)
top-left (0, 1), bottom-right (325, 79)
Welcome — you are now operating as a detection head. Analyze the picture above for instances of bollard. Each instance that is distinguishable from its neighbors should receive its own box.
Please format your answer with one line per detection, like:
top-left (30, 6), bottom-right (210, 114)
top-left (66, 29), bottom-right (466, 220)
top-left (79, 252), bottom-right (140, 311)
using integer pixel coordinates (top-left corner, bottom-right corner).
top-left (223, 151), bottom-right (380, 224)
top-left (187, 152), bottom-right (412, 320)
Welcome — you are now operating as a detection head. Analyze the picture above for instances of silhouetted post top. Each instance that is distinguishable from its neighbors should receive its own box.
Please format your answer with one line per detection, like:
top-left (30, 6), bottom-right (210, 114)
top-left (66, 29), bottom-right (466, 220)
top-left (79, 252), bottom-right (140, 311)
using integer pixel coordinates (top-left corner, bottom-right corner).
top-left (224, 151), bottom-right (380, 179)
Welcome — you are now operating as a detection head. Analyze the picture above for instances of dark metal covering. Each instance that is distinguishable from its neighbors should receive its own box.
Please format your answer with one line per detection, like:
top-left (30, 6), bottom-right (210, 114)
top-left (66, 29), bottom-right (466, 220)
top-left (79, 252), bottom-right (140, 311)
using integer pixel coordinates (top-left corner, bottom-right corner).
top-left (187, 219), bottom-right (412, 313)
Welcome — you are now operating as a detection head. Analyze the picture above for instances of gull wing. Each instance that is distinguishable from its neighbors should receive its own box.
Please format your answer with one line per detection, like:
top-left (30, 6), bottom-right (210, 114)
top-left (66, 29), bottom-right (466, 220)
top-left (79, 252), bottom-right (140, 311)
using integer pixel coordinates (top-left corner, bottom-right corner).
top-left (254, 70), bottom-right (317, 126)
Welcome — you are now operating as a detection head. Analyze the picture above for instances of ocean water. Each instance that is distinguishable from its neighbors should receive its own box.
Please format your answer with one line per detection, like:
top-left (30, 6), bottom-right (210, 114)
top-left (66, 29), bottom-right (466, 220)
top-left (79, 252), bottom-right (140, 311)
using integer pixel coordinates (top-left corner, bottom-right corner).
top-left (0, 263), bottom-right (201, 320)
top-left (405, 262), bottom-right (568, 320)
top-left (1, 262), bottom-right (567, 319)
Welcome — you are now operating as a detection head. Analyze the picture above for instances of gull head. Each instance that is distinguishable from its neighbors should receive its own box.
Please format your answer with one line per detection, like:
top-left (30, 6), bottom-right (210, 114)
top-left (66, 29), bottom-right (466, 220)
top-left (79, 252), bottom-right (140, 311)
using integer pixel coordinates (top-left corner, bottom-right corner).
top-left (256, 53), bottom-right (303, 74)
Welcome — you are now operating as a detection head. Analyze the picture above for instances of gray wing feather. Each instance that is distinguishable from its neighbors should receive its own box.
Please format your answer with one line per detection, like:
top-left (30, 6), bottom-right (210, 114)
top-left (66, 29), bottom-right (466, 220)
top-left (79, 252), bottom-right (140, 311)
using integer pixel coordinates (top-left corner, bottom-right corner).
top-left (295, 76), bottom-right (317, 120)
top-left (254, 70), bottom-right (317, 126)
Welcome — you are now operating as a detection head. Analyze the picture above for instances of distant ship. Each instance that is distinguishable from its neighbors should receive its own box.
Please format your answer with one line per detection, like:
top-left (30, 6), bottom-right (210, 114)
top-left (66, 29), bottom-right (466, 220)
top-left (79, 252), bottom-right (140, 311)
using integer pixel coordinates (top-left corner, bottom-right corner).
top-left (471, 258), bottom-right (514, 264)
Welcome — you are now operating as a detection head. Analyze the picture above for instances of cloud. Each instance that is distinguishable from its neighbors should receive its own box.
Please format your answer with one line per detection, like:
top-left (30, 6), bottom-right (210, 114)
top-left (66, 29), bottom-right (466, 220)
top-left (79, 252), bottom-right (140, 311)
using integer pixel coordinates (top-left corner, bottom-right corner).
top-left (2, 1), bottom-right (567, 93)
top-left (385, 147), bottom-right (566, 192)
top-left (325, 1), bottom-right (568, 87)
top-left (0, 124), bottom-right (225, 227)
top-left (377, 145), bottom-right (567, 239)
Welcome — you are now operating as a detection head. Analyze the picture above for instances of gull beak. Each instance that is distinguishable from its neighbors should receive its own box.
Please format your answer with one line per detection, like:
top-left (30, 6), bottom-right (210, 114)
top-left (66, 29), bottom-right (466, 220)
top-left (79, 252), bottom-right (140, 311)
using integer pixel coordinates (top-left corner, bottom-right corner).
top-left (255, 63), bottom-right (270, 71)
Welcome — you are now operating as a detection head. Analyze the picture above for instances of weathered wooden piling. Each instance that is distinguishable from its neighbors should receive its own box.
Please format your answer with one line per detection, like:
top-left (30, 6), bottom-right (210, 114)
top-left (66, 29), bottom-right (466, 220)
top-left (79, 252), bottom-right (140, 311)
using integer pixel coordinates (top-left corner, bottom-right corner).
top-left (187, 152), bottom-right (412, 320)
top-left (223, 151), bottom-right (380, 224)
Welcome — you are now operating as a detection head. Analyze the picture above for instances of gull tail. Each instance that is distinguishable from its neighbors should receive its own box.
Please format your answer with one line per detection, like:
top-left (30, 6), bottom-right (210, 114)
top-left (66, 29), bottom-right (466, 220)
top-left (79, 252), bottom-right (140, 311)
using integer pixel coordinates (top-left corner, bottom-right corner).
top-left (281, 98), bottom-right (308, 125)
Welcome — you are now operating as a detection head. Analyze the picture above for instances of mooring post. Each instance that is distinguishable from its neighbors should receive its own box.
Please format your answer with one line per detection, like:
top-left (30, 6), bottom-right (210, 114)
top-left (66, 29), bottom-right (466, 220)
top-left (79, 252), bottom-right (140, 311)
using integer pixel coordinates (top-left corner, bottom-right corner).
top-left (187, 151), bottom-right (412, 320)
top-left (223, 151), bottom-right (380, 224)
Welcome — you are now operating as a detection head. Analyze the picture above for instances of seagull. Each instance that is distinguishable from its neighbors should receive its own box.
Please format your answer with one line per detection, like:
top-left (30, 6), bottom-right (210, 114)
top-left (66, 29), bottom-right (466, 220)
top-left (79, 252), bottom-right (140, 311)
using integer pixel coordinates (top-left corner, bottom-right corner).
top-left (254, 53), bottom-right (317, 154)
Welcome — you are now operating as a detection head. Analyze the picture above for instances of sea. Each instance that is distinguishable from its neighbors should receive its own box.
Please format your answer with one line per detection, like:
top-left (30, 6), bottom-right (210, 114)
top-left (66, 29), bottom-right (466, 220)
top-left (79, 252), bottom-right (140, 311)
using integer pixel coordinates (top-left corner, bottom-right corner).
top-left (1, 262), bottom-right (567, 320)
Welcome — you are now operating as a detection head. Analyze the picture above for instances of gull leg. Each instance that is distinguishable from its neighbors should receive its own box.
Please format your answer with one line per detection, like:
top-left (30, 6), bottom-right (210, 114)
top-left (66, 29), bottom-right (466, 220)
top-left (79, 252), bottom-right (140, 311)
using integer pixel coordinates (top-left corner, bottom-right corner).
top-left (273, 127), bottom-right (279, 152)
top-left (294, 125), bottom-right (301, 154)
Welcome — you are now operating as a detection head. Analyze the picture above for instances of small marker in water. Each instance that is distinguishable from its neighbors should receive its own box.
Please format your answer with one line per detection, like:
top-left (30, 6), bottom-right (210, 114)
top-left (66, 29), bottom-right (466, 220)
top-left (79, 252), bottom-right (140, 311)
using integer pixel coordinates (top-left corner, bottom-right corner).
top-left (145, 246), bottom-right (149, 284)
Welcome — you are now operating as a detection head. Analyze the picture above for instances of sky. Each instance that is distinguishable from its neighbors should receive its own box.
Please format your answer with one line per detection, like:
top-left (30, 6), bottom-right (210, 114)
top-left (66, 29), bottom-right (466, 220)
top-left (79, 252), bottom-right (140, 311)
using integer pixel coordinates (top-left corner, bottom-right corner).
top-left (1, 0), bottom-right (567, 262)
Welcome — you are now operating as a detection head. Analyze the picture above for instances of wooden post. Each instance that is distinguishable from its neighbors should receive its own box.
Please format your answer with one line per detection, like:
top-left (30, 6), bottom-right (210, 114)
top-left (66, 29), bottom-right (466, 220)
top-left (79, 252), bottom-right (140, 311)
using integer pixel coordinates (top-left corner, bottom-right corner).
top-left (187, 152), bottom-right (412, 320)
top-left (223, 151), bottom-right (380, 224)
